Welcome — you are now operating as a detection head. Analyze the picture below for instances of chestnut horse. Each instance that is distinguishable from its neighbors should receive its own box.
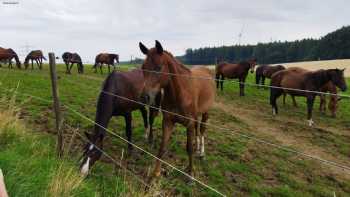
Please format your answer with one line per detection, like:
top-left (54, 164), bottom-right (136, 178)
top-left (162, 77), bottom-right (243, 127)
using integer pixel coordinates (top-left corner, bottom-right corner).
top-left (270, 67), bottom-right (347, 126)
top-left (215, 58), bottom-right (257, 96)
top-left (79, 69), bottom-right (161, 176)
top-left (62, 52), bottom-right (84, 74)
top-left (139, 40), bottom-right (215, 178)
top-left (0, 47), bottom-right (21, 69)
top-left (93, 53), bottom-right (119, 74)
top-left (256, 64), bottom-right (285, 87)
top-left (24, 50), bottom-right (46, 70)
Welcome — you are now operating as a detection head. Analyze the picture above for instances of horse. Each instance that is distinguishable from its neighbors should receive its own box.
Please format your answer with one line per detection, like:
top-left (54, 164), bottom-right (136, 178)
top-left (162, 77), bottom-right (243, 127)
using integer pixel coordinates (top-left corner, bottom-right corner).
top-left (215, 58), bottom-right (257, 96)
top-left (93, 53), bottom-right (119, 74)
top-left (79, 69), bottom-right (161, 176)
top-left (256, 64), bottom-right (285, 88)
top-left (62, 52), bottom-right (84, 74)
top-left (24, 50), bottom-right (46, 70)
top-left (283, 79), bottom-right (341, 118)
top-left (0, 47), bottom-right (21, 69)
top-left (139, 40), bottom-right (215, 178)
top-left (270, 67), bottom-right (347, 126)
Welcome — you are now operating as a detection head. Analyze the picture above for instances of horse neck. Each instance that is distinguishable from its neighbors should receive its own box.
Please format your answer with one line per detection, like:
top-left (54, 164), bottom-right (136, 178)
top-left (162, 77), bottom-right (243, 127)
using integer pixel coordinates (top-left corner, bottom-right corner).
top-left (163, 54), bottom-right (191, 108)
top-left (310, 70), bottom-right (332, 89)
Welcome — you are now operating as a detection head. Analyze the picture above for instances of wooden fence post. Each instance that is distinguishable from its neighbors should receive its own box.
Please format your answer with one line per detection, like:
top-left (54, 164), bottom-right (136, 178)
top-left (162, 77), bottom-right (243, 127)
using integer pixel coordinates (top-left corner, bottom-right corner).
top-left (48, 52), bottom-right (63, 158)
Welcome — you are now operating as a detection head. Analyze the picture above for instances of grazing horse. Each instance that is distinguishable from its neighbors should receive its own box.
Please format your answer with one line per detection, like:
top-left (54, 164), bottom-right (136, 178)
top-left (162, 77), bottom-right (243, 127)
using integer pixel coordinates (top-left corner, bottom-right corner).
top-left (0, 47), bottom-right (21, 69)
top-left (79, 69), bottom-right (161, 176)
top-left (62, 52), bottom-right (84, 74)
top-left (24, 50), bottom-right (46, 70)
top-left (139, 40), bottom-right (215, 178)
top-left (215, 58), bottom-right (257, 96)
top-left (283, 79), bottom-right (341, 118)
top-left (270, 67), bottom-right (347, 126)
top-left (256, 64), bottom-right (285, 87)
top-left (93, 53), bottom-right (119, 74)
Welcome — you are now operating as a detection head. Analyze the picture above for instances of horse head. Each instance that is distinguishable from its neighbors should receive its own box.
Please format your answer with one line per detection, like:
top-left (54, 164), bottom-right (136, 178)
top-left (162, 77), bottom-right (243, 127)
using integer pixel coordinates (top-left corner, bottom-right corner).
top-left (329, 68), bottom-right (347, 92)
top-left (249, 58), bottom-right (257, 73)
top-left (139, 40), bottom-right (169, 105)
top-left (79, 132), bottom-right (104, 176)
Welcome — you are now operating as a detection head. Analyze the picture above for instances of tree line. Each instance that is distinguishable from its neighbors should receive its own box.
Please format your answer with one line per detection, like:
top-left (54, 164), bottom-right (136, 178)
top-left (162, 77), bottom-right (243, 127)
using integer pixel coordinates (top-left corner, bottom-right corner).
top-left (179, 26), bottom-right (350, 65)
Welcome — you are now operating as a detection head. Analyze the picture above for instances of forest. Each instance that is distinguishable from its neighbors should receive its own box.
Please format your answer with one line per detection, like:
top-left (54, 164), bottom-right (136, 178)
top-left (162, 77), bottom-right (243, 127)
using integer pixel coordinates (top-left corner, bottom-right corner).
top-left (179, 26), bottom-right (350, 65)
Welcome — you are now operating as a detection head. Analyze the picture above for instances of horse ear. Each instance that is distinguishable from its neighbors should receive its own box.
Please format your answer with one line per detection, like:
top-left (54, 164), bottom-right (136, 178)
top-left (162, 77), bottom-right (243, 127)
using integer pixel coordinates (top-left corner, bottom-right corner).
top-left (155, 40), bottom-right (163, 54)
top-left (84, 132), bottom-right (91, 140)
top-left (139, 42), bottom-right (149, 55)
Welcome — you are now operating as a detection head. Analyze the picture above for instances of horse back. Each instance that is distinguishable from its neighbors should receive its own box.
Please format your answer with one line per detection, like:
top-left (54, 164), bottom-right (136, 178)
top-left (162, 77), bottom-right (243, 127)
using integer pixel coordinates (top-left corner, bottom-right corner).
top-left (190, 66), bottom-right (215, 114)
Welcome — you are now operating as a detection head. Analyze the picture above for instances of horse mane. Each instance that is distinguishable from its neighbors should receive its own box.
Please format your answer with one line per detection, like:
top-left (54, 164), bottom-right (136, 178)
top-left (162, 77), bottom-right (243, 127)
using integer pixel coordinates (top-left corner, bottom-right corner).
top-left (164, 51), bottom-right (190, 72)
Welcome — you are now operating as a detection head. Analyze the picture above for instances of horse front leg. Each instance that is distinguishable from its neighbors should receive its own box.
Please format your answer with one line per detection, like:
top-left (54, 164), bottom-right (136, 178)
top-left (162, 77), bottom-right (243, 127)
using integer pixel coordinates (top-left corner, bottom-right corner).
top-left (152, 117), bottom-right (174, 178)
top-left (186, 121), bottom-right (195, 176)
top-left (239, 78), bottom-right (245, 96)
top-left (199, 113), bottom-right (208, 158)
top-left (124, 113), bottom-right (133, 154)
top-left (307, 95), bottom-right (316, 126)
top-left (31, 60), bottom-right (34, 70)
top-left (140, 107), bottom-right (150, 142)
top-left (319, 95), bottom-right (326, 114)
top-left (220, 75), bottom-right (224, 91)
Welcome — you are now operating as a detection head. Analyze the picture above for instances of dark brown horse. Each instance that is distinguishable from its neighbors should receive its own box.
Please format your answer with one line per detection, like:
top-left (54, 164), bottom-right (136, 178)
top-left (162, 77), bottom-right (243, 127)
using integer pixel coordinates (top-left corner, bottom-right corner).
top-left (0, 47), bottom-right (21, 69)
top-left (62, 52), bottom-right (84, 74)
top-left (215, 58), bottom-right (257, 96)
top-left (93, 53), bottom-right (119, 74)
top-left (283, 79), bottom-right (341, 118)
top-left (79, 69), bottom-right (161, 176)
top-left (270, 67), bottom-right (347, 126)
top-left (24, 50), bottom-right (46, 70)
top-left (139, 40), bottom-right (215, 178)
top-left (256, 64), bottom-right (285, 87)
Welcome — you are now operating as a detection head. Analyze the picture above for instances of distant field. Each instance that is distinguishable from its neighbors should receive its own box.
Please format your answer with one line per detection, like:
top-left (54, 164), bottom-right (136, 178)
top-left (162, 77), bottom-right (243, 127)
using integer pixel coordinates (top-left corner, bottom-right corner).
top-left (207, 59), bottom-right (350, 77)
top-left (275, 59), bottom-right (350, 77)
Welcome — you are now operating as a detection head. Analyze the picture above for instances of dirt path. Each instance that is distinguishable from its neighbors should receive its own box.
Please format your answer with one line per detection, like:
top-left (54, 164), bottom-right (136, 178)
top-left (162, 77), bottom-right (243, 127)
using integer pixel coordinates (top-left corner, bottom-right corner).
top-left (213, 98), bottom-right (350, 179)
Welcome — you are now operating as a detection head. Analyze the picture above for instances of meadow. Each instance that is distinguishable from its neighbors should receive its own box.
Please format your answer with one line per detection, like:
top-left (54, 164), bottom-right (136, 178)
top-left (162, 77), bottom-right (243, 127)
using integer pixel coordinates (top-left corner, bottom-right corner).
top-left (0, 62), bottom-right (349, 196)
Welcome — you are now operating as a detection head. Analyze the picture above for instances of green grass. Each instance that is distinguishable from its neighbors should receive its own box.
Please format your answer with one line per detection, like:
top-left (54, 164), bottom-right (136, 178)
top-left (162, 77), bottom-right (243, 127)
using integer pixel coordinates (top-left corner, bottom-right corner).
top-left (0, 64), bottom-right (350, 196)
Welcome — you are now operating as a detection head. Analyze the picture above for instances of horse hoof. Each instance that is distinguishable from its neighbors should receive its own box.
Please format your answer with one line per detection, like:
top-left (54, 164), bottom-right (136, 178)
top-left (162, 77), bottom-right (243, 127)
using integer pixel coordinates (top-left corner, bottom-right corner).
top-left (307, 119), bottom-right (314, 127)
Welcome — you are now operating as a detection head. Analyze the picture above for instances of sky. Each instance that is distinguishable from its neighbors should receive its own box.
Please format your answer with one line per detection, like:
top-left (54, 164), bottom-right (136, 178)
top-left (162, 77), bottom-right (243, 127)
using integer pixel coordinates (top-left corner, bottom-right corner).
top-left (0, 0), bottom-right (349, 62)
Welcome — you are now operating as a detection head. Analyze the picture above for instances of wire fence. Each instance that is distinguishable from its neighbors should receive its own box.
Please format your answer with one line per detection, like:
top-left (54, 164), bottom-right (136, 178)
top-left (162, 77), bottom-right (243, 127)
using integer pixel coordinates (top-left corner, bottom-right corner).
top-left (1, 60), bottom-right (350, 196)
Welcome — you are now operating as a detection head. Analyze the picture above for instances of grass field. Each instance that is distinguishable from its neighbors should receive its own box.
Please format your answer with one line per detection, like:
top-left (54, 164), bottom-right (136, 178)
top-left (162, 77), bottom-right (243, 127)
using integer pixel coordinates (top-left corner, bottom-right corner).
top-left (0, 62), bottom-right (350, 196)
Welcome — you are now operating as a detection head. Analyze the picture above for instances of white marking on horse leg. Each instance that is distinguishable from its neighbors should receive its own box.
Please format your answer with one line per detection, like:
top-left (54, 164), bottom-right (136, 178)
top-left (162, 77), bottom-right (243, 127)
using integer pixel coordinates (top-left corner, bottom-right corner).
top-left (272, 108), bottom-right (276, 115)
top-left (308, 119), bottom-right (314, 127)
top-left (80, 157), bottom-right (90, 176)
top-left (196, 136), bottom-right (200, 153)
top-left (200, 136), bottom-right (205, 157)
top-left (144, 126), bottom-right (150, 139)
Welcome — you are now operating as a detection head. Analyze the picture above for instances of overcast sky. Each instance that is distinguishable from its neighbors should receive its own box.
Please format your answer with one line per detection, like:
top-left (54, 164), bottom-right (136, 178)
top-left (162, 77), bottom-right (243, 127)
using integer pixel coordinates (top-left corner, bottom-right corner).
top-left (1, 0), bottom-right (349, 62)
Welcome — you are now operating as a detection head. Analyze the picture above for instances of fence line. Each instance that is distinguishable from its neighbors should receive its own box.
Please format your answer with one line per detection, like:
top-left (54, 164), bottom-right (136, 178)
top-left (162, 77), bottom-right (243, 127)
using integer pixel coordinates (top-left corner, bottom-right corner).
top-left (98, 90), bottom-right (350, 173)
top-left (1, 71), bottom-right (350, 174)
top-left (63, 104), bottom-right (226, 197)
top-left (76, 63), bottom-right (350, 99)
top-left (64, 124), bottom-right (164, 197)
top-left (0, 83), bottom-right (226, 196)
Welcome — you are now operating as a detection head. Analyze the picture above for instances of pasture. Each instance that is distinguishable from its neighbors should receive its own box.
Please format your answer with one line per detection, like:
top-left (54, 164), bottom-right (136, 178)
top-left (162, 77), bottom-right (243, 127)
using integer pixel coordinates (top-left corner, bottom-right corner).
top-left (0, 62), bottom-right (350, 196)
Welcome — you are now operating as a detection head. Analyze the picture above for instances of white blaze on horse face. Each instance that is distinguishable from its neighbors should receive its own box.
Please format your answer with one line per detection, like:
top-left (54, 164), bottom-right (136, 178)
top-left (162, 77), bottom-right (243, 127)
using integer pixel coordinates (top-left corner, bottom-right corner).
top-left (80, 157), bottom-right (90, 176)
top-left (89, 144), bottom-right (94, 151)
top-left (308, 119), bottom-right (314, 127)
top-left (200, 136), bottom-right (205, 157)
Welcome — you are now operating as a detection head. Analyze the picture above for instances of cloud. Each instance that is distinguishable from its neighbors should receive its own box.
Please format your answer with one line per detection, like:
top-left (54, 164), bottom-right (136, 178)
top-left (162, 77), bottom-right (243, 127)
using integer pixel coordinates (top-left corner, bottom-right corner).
top-left (0, 0), bottom-right (349, 61)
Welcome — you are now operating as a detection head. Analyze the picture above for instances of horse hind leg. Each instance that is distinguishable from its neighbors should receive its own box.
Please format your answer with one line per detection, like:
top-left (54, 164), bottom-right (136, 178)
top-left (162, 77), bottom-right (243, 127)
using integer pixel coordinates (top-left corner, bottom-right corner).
top-left (199, 113), bottom-right (208, 158)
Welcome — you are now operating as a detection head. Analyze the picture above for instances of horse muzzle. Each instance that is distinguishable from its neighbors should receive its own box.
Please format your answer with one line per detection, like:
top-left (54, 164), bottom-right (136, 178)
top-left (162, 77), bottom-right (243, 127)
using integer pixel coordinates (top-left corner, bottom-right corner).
top-left (141, 91), bottom-right (157, 106)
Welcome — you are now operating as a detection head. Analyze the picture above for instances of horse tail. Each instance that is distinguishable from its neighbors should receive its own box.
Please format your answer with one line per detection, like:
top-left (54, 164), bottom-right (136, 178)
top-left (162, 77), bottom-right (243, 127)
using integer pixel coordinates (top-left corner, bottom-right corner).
top-left (42, 56), bottom-right (47, 60)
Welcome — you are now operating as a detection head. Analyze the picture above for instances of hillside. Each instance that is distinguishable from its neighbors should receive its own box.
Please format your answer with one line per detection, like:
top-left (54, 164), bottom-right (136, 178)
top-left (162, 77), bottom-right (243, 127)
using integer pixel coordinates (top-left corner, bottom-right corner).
top-left (180, 26), bottom-right (350, 65)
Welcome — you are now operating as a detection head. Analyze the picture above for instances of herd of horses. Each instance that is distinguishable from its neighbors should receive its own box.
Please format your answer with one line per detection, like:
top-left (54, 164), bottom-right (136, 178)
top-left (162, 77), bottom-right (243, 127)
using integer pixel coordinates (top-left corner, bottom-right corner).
top-left (78, 41), bottom-right (347, 182)
top-left (0, 47), bottom-right (119, 74)
top-left (0, 44), bottom-right (347, 181)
